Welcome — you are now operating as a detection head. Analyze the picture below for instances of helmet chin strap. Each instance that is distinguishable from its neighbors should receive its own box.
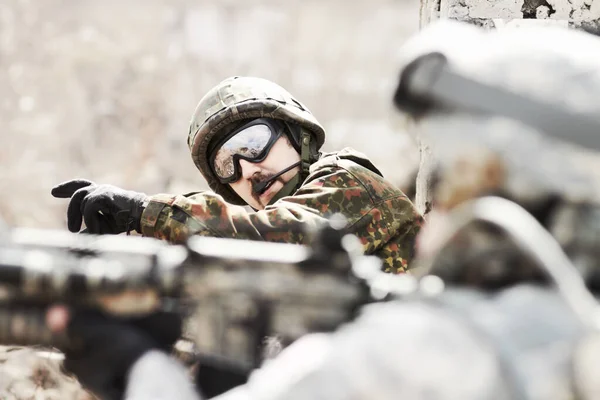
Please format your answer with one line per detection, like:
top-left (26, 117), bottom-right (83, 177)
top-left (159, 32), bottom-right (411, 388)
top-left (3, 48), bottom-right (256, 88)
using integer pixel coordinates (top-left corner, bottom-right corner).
top-left (253, 130), bottom-right (315, 207)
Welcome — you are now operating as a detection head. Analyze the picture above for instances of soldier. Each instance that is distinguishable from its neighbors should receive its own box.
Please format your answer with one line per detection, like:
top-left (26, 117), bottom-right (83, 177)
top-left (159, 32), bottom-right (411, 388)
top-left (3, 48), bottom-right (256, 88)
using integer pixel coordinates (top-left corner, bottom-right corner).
top-left (51, 77), bottom-right (423, 274)
top-left (393, 19), bottom-right (600, 286)
top-left (40, 19), bottom-right (600, 400)
top-left (201, 20), bottom-right (600, 400)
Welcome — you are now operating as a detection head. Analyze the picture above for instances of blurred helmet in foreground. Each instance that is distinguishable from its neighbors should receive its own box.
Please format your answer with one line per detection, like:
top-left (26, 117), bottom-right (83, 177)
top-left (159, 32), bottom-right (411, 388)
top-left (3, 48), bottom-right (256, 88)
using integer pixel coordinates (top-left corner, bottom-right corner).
top-left (392, 20), bottom-right (600, 289)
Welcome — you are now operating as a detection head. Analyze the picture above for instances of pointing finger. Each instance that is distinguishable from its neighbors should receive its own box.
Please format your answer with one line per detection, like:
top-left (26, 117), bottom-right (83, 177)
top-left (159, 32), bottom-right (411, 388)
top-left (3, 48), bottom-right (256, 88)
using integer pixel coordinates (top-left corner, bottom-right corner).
top-left (51, 179), bottom-right (95, 198)
top-left (66, 187), bottom-right (91, 233)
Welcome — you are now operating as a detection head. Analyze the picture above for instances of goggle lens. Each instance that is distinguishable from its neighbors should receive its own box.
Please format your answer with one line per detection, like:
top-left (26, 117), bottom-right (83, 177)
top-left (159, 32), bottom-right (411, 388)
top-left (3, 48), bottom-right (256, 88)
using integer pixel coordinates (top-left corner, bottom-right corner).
top-left (212, 124), bottom-right (273, 180)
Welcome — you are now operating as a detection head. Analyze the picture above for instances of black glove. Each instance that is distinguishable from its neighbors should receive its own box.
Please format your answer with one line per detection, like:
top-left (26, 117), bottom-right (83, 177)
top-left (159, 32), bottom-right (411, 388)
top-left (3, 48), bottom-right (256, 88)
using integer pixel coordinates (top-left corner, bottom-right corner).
top-left (63, 310), bottom-right (183, 400)
top-left (51, 179), bottom-right (147, 235)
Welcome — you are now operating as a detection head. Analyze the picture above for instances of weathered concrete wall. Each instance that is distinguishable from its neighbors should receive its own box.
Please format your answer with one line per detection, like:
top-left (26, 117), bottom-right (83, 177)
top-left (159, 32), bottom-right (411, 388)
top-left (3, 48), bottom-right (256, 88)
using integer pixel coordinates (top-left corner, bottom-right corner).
top-left (0, 0), bottom-right (421, 229)
top-left (421, 0), bottom-right (600, 32)
top-left (416, 0), bottom-right (600, 215)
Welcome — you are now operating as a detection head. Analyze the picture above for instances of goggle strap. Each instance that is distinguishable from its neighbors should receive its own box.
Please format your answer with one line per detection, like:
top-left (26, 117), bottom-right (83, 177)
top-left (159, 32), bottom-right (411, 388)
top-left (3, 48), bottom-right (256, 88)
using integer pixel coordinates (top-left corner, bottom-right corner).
top-left (266, 131), bottom-right (313, 206)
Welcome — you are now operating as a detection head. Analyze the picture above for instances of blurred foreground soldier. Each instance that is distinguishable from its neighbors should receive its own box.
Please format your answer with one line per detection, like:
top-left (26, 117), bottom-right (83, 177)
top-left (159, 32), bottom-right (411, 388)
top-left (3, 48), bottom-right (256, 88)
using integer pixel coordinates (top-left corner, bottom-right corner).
top-left (51, 77), bottom-right (422, 273)
top-left (54, 285), bottom-right (585, 400)
top-left (223, 22), bottom-right (600, 400)
top-left (391, 20), bottom-right (600, 287)
top-left (45, 306), bottom-right (201, 400)
top-left (212, 21), bottom-right (600, 400)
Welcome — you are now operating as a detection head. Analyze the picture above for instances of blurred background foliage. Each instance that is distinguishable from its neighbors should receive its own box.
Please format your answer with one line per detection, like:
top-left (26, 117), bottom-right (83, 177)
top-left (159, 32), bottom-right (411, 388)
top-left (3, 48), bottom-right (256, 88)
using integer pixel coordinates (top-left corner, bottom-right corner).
top-left (0, 0), bottom-right (420, 229)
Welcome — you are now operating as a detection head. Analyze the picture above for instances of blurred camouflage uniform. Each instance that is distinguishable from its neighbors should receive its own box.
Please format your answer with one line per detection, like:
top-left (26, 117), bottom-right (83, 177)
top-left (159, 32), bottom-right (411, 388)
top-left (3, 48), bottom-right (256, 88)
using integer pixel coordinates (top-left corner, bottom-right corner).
top-left (213, 285), bottom-right (584, 400)
top-left (62, 23), bottom-right (600, 400)
top-left (208, 21), bottom-right (600, 400)
top-left (393, 20), bottom-right (600, 286)
top-left (140, 77), bottom-right (423, 274)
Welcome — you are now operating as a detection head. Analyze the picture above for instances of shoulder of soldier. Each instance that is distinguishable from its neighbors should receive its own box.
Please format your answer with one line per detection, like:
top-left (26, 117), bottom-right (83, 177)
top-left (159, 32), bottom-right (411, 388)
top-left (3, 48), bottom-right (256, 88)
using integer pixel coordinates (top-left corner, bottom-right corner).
top-left (305, 147), bottom-right (408, 202)
top-left (310, 147), bottom-right (383, 177)
top-left (240, 300), bottom-right (511, 400)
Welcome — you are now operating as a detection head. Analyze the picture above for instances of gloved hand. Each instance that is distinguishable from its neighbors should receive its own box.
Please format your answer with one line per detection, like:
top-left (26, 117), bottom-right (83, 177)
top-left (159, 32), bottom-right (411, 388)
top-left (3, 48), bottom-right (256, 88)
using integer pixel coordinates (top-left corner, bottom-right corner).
top-left (62, 310), bottom-right (183, 400)
top-left (51, 179), bottom-right (147, 235)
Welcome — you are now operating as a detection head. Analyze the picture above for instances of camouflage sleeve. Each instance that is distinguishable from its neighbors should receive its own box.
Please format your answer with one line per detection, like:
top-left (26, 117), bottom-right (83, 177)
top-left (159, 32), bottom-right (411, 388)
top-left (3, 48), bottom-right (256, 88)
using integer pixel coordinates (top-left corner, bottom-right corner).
top-left (341, 178), bottom-right (423, 274)
top-left (139, 165), bottom-right (422, 268)
top-left (139, 188), bottom-right (324, 244)
top-left (373, 207), bottom-right (422, 274)
top-left (140, 167), bottom-right (362, 245)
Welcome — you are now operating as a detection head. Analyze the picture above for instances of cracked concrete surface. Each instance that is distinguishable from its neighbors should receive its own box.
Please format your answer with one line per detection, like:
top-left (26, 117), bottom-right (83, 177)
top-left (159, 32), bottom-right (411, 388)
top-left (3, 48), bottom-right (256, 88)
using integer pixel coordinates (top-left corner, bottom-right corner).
top-left (422, 0), bottom-right (600, 34)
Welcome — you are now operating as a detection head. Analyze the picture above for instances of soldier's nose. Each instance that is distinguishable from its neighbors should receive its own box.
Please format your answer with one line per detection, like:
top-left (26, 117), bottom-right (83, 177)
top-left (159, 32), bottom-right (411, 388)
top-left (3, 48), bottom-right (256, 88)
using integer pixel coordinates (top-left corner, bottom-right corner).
top-left (239, 159), bottom-right (261, 180)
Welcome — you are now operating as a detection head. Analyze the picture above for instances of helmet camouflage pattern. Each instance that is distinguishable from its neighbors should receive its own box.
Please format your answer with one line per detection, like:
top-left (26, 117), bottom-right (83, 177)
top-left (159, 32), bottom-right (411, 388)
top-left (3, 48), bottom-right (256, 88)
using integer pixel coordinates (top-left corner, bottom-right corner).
top-left (187, 76), bottom-right (326, 205)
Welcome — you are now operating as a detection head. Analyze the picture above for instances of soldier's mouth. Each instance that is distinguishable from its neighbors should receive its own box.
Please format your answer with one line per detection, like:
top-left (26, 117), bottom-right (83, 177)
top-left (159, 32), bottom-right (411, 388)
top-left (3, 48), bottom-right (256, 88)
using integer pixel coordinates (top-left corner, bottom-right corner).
top-left (259, 181), bottom-right (283, 206)
top-left (259, 182), bottom-right (276, 201)
top-left (261, 180), bottom-right (275, 194)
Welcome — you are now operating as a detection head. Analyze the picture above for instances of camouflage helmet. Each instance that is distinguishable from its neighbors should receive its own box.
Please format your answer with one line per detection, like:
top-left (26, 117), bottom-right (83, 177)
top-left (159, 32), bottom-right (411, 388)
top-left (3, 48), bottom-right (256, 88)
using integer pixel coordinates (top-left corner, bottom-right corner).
top-left (187, 76), bottom-right (326, 205)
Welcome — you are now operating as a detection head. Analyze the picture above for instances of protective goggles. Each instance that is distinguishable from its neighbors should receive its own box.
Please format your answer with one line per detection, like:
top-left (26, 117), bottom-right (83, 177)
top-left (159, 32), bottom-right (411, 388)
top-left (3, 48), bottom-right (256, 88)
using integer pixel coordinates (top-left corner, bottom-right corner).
top-left (210, 118), bottom-right (286, 183)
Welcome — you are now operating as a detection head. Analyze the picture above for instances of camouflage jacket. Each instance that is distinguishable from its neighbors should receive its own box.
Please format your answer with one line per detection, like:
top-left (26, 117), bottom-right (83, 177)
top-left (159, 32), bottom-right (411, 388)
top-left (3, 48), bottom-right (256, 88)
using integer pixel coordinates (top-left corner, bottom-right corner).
top-left (140, 148), bottom-right (423, 273)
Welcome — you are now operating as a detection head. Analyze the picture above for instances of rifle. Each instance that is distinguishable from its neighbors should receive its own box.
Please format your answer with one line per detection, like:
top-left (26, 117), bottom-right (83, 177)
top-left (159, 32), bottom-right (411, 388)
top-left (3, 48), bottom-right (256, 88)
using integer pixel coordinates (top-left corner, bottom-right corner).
top-left (0, 221), bottom-right (384, 370)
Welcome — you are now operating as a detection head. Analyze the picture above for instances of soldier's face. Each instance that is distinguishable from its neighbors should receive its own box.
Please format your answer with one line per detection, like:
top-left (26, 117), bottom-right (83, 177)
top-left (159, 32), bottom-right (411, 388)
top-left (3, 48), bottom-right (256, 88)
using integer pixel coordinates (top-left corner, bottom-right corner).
top-left (229, 135), bottom-right (301, 210)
